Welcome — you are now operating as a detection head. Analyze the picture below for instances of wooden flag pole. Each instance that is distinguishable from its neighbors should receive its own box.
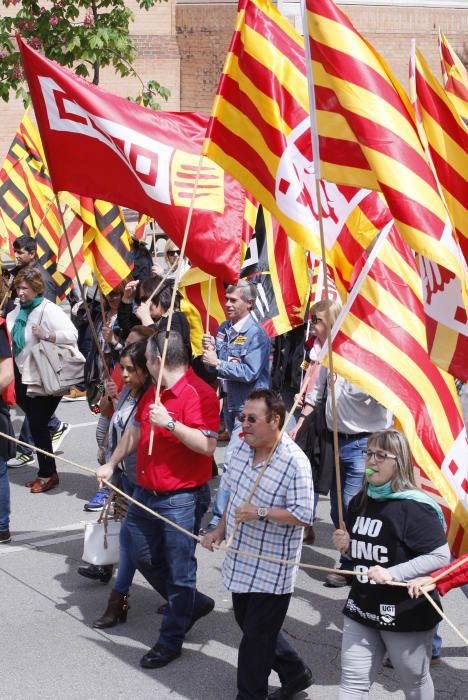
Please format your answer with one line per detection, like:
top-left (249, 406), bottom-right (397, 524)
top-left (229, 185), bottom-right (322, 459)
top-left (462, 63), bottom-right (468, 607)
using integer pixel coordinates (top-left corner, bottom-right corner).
top-left (313, 179), bottom-right (344, 528)
top-left (420, 587), bottom-right (468, 646)
top-left (55, 194), bottom-right (111, 380)
top-left (225, 361), bottom-right (318, 547)
top-left (205, 276), bottom-right (213, 333)
top-left (0, 278), bottom-right (14, 312)
top-left (147, 153), bottom-right (205, 455)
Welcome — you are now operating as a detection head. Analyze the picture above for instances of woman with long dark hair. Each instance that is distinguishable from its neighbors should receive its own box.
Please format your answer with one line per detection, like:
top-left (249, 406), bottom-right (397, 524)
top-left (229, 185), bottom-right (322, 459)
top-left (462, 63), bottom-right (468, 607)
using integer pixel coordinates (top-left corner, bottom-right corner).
top-left (91, 340), bottom-right (151, 627)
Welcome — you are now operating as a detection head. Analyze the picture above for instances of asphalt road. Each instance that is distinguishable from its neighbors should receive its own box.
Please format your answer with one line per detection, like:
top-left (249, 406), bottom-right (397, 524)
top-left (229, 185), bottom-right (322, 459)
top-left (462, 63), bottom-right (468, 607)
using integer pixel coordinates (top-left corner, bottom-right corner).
top-left (1, 400), bottom-right (467, 699)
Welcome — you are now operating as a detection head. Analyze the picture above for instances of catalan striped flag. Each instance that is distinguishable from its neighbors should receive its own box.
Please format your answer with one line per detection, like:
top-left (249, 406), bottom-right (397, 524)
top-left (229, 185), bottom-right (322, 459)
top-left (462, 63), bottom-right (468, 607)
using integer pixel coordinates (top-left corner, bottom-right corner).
top-left (179, 268), bottom-right (228, 356)
top-left (328, 224), bottom-right (468, 556)
top-left (329, 190), bottom-right (393, 299)
top-left (202, 0), bottom-right (372, 259)
top-left (0, 112), bottom-right (72, 299)
top-left (305, 0), bottom-right (468, 313)
top-left (409, 48), bottom-right (468, 381)
top-left (133, 214), bottom-right (152, 242)
top-left (410, 47), bottom-right (468, 263)
top-left (439, 32), bottom-right (468, 125)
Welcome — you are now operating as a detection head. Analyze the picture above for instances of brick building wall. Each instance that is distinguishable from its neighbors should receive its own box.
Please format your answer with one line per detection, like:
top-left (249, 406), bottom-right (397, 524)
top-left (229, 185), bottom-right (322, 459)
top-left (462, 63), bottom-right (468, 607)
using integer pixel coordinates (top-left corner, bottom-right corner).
top-left (176, 1), bottom-right (468, 113)
top-left (0, 0), bottom-right (181, 156)
top-left (0, 1), bottom-right (466, 157)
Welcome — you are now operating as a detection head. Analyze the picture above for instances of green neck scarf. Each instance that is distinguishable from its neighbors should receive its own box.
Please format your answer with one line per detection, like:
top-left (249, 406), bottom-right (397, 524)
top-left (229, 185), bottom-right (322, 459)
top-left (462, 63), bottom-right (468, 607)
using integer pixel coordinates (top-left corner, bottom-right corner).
top-left (11, 296), bottom-right (44, 356)
top-left (368, 481), bottom-right (445, 528)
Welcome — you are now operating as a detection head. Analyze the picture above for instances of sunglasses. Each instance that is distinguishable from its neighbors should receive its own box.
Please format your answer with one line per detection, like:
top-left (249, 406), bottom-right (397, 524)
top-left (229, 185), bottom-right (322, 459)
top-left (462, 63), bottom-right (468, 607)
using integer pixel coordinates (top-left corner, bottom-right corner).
top-left (238, 414), bottom-right (259, 424)
top-left (167, 250), bottom-right (181, 257)
top-left (311, 315), bottom-right (324, 324)
top-left (363, 450), bottom-right (397, 463)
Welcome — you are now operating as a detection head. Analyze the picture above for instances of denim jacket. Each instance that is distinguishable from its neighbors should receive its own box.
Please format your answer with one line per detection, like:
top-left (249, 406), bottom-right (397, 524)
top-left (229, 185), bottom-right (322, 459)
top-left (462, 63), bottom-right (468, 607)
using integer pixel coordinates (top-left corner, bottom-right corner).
top-left (215, 315), bottom-right (271, 412)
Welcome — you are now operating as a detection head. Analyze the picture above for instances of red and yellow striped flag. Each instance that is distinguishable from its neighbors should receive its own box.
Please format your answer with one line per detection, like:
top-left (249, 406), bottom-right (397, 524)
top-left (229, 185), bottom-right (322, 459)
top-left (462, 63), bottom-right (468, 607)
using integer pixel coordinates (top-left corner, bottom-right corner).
top-left (202, 0), bottom-right (372, 260)
top-left (305, 0), bottom-right (468, 312)
top-left (410, 47), bottom-right (468, 263)
top-left (439, 32), bottom-right (468, 125)
top-left (409, 48), bottom-right (468, 381)
top-left (0, 112), bottom-right (72, 299)
top-left (328, 224), bottom-right (468, 555)
top-left (179, 269), bottom-right (227, 357)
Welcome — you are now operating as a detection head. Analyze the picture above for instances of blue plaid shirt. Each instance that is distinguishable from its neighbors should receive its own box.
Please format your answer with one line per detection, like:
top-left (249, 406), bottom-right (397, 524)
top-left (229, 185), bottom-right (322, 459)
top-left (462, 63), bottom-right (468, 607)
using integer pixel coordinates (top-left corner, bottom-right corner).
top-left (221, 433), bottom-right (314, 594)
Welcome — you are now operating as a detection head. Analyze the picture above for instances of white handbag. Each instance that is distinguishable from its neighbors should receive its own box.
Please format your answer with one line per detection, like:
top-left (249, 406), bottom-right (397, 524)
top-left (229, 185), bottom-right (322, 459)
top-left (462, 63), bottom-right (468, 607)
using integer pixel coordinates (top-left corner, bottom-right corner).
top-left (82, 501), bottom-right (121, 566)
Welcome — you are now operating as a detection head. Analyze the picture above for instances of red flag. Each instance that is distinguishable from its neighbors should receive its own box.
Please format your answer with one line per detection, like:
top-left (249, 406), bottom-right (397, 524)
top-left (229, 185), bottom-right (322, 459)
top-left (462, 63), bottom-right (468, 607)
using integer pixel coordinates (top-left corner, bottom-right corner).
top-left (18, 36), bottom-right (247, 284)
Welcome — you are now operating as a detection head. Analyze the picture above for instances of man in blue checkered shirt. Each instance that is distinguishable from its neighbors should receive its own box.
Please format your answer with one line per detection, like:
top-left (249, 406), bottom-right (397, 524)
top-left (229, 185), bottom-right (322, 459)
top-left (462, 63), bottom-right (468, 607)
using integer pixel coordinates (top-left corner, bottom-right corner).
top-left (202, 389), bottom-right (314, 700)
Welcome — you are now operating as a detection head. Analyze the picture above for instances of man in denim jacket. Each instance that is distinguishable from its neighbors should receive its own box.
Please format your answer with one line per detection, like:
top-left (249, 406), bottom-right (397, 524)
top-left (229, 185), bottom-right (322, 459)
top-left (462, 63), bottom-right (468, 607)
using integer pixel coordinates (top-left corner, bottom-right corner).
top-left (202, 281), bottom-right (271, 528)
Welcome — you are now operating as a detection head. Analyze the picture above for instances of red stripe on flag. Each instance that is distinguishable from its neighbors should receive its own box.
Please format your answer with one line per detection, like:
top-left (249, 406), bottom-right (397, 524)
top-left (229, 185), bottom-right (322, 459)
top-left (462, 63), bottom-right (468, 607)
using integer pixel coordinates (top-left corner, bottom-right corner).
top-left (219, 74), bottom-right (294, 159)
top-left (243, 6), bottom-right (306, 76)
top-left (353, 293), bottom-right (461, 436)
top-left (208, 120), bottom-right (277, 194)
top-left (333, 332), bottom-right (448, 466)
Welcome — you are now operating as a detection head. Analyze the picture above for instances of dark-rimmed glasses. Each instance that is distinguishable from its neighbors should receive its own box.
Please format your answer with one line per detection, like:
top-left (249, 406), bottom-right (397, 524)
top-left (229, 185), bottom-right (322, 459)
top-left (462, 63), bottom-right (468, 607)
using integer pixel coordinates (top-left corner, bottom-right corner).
top-left (363, 450), bottom-right (397, 463)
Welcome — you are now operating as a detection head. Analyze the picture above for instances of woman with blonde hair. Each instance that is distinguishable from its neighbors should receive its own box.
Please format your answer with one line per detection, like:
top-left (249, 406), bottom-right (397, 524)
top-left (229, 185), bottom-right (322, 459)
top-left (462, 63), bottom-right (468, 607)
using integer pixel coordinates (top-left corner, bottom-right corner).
top-left (291, 298), bottom-right (392, 579)
top-left (333, 428), bottom-right (449, 699)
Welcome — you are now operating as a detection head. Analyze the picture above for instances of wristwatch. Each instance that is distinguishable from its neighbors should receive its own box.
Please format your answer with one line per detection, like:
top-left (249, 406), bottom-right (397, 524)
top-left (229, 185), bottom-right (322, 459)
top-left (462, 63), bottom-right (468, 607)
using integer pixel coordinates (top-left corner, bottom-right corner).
top-left (166, 419), bottom-right (176, 432)
top-left (257, 507), bottom-right (268, 521)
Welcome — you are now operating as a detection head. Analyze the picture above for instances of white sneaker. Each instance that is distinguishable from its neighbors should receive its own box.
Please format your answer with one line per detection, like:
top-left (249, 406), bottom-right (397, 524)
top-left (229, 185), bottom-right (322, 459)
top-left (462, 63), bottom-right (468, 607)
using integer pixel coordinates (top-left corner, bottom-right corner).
top-left (8, 453), bottom-right (35, 468)
top-left (51, 423), bottom-right (71, 453)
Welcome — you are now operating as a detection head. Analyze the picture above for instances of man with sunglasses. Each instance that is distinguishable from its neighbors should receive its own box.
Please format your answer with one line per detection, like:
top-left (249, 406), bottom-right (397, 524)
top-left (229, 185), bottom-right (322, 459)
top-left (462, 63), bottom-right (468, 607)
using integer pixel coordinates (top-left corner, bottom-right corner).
top-left (201, 280), bottom-right (271, 532)
top-left (202, 389), bottom-right (314, 700)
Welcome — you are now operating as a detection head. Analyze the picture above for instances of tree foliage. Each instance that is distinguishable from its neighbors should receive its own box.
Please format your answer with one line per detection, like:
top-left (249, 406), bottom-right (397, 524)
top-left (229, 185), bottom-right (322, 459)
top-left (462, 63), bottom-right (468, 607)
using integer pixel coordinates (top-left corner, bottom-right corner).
top-left (0, 0), bottom-right (170, 108)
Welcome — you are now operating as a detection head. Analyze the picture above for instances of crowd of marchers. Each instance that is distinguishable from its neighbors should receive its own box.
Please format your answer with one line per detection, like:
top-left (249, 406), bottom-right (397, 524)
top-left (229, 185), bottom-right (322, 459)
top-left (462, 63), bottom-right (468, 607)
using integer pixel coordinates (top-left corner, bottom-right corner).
top-left (0, 233), bottom-right (466, 700)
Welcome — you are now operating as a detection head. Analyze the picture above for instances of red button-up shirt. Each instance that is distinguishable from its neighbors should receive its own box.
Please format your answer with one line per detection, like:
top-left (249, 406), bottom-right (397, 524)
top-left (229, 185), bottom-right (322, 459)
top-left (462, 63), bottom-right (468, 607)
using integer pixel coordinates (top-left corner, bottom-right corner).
top-left (134, 367), bottom-right (219, 491)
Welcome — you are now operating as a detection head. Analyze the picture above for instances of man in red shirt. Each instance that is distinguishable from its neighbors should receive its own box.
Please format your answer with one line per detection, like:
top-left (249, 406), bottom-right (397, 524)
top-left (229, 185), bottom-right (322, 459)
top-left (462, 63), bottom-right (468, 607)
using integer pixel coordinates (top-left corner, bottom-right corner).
top-left (97, 330), bottom-right (219, 668)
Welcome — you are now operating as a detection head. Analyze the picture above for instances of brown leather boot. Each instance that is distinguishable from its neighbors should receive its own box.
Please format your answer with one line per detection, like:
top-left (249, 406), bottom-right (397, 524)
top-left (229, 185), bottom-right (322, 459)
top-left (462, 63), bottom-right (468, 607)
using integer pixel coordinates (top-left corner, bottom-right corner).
top-left (92, 590), bottom-right (129, 629)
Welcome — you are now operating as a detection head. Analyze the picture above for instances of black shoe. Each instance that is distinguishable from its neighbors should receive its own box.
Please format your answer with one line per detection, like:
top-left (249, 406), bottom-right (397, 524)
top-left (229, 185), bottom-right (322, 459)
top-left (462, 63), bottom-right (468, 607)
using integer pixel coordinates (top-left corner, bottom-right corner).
top-left (0, 529), bottom-right (11, 544)
top-left (186, 597), bottom-right (215, 632)
top-left (268, 667), bottom-right (314, 699)
top-left (77, 564), bottom-right (113, 584)
top-left (140, 643), bottom-right (181, 669)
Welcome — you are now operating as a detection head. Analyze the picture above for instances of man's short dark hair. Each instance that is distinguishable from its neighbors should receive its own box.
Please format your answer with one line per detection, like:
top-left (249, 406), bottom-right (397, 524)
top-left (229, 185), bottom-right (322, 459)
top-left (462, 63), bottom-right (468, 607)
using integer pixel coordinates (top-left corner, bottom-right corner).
top-left (148, 330), bottom-right (189, 369)
top-left (12, 235), bottom-right (37, 254)
top-left (246, 389), bottom-right (286, 429)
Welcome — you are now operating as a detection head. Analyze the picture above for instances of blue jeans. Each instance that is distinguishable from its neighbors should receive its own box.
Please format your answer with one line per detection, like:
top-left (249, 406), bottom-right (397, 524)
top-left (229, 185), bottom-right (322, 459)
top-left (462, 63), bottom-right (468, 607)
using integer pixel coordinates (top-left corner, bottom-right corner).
top-left (0, 457), bottom-right (10, 531)
top-left (432, 624), bottom-right (442, 658)
top-left (114, 473), bottom-right (137, 595)
top-left (330, 435), bottom-right (368, 567)
top-left (126, 486), bottom-right (212, 652)
top-left (210, 410), bottom-right (239, 526)
top-left (223, 406), bottom-right (238, 436)
top-left (330, 435), bottom-right (368, 529)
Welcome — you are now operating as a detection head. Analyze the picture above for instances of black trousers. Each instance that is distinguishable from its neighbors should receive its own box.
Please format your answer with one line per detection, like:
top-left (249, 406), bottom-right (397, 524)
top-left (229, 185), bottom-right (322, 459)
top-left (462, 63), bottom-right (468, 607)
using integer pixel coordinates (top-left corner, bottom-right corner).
top-left (14, 371), bottom-right (61, 478)
top-left (232, 591), bottom-right (306, 700)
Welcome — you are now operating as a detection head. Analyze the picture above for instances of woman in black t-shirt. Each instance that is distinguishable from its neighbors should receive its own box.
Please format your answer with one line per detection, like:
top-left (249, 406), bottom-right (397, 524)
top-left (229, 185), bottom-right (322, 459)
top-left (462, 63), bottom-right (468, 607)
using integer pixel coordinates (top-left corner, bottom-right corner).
top-left (332, 429), bottom-right (449, 699)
